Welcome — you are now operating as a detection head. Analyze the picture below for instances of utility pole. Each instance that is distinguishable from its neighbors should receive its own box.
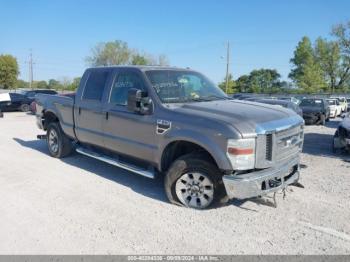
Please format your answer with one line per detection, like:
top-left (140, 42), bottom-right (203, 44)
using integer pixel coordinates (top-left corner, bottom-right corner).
top-left (28, 49), bottom-right (34, 90)
top-left (225, 41), bottom-right (230, 94)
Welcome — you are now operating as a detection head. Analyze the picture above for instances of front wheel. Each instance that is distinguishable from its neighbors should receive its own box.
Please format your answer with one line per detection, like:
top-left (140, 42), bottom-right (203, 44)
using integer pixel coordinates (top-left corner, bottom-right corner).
top-left (319, 114), bottom-right (326, 125)
top-left (164, 154), bottom-right (227, 209)
top-left (46, 122), bottom-right (73, 158)
top-left (20, 104), bottom-right (30, 112)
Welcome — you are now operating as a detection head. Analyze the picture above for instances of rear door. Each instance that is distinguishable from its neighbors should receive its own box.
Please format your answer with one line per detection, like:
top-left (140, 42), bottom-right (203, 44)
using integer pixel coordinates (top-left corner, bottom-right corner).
top-left (74, 68), bottom-right (112, 148)
top-left (102, 68), bottom-right (157, 164)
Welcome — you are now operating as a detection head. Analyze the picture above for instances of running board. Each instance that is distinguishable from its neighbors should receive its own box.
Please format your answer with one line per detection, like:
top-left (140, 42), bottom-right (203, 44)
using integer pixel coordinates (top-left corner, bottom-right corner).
top-left (76, 147), bottom-right (155, 179)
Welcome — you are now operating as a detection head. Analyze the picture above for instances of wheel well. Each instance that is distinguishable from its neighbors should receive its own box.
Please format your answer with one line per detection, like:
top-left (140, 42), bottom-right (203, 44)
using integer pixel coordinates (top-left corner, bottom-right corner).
top-left (43, 111), bottom-right (58, 130)
top-left (161, 141), bottom-right (217, 172)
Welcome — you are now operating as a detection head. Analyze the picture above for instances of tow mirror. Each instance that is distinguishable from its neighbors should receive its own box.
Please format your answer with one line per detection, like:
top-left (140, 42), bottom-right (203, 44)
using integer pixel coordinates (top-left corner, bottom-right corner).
top-left (127, 88), bottom-right (152, 114)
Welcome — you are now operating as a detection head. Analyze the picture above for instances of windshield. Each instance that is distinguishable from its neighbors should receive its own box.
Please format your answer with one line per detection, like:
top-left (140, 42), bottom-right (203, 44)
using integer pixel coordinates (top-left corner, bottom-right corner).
top-left (300, 99), bottom-right (323, 107)
top-left (327, 100), bottom-right (336, 105)
top-left (145, 70), bottom-right (228, 103)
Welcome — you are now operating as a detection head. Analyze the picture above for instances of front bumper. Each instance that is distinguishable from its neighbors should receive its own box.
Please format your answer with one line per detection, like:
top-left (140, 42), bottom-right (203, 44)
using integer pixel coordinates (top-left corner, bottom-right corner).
top-left (222, 156), bottom-right (300, 199)
top-left (303, 113), bottom-right (319, 124)
top-left (330, 111), bottom-right (337, 118)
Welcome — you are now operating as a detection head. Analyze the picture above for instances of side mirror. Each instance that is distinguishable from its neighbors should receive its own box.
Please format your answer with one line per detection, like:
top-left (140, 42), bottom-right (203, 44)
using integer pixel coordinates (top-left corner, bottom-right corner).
top-left (0, 110), bottom-right (3, 118)
top-left (127, 88), bottom-right (152, 114)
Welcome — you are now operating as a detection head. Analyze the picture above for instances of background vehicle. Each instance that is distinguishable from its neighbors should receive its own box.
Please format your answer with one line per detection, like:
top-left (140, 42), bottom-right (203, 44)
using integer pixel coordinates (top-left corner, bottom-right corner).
top-left (35, 66), bottom-right (304, 209)
top-left (18, 89), bottom-right (58, 99)
top-left (326, 98), bottom-right (342, 118)
top-left (330, 96), bottom-right (348, 112)
top-left (278, 97), bottom-right (301, 105)
top-left (0, 93), bottom-right (32, 112)
top-left (333, 113), bottom-right (350, 152)
top-left (299, 98), bottom-right (330, 125)
top-left (252, 99), bottom-right (303, 117)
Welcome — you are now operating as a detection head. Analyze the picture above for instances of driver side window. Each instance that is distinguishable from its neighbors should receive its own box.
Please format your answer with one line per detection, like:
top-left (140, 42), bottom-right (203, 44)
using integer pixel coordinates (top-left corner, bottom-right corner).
top-left (110, 72), bottom-right (145, 105)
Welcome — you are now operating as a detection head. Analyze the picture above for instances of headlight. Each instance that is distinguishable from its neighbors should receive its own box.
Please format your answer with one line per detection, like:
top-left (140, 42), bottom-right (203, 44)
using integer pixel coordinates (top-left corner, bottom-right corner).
top-left (227, 138), bottom-right (256, 170)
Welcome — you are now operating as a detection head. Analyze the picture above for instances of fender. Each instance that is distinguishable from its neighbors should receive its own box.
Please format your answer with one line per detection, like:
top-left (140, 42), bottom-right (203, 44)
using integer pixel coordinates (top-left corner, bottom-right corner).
top-left (156, 128), bottom-right (232, 172)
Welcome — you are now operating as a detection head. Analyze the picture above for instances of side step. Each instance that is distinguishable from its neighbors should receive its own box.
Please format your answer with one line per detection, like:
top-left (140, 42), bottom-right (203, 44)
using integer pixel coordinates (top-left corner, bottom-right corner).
top-left (76, 147), bottom-right (155, 179)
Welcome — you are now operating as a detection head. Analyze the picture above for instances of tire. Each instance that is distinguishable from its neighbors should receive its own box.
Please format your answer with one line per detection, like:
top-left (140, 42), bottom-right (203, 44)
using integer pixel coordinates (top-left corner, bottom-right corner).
top-left (46, 122), bottom-right (73, 158)
top-left (20, 104), bottom-right (30, 112)
top-left (164, 153), bottom-right (228, 209)
top-left (319, 114), bottom-right (326, 125)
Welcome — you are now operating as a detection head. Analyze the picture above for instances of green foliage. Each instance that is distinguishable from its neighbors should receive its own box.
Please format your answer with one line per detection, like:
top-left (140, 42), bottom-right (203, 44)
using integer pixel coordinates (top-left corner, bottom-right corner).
top-left (17, 79), bottom-right (29, 88)
top-left (218, 74), bottom-right (238, 94)
top-left (289, 37), bottom-right (326, 93)
top-left (0, 54), bottom-right (19, 89)
top-left (315, 37), bottom-right (341, 92)
top-left (86, 40), bottom-right (169, 67)
top-left (220, 69), bottom-right (283, 94)
top-left (48, 79), bottom-right (61, 90)
top-left (67, 77), bottom-right (81, 91)
top-left (36, 80), bottom-right (48, 89)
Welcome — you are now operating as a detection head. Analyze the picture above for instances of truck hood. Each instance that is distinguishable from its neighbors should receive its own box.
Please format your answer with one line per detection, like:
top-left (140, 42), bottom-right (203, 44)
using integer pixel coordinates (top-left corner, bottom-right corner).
top-left (172, 100), bottom-right (302, 138)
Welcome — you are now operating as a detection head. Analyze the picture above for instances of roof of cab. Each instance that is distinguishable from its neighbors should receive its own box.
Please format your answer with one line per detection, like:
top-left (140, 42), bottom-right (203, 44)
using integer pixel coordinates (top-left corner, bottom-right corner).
top-left (87, 65), bottom-right (193, 72)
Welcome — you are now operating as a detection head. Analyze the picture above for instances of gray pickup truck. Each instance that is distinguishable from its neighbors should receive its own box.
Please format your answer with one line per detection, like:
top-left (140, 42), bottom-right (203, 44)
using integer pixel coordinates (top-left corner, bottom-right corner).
top-left (36, 66), bottom-right (304, 209)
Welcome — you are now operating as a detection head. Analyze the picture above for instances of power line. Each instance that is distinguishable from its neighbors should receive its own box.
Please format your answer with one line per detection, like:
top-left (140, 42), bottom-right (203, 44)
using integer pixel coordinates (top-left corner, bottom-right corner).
top-left (225, 41), bottom-right (230, 94)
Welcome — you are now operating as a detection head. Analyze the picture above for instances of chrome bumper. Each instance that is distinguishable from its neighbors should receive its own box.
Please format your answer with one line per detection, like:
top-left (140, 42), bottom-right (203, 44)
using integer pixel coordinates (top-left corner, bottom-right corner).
top-left (222, 157), bottom-right (300, 199)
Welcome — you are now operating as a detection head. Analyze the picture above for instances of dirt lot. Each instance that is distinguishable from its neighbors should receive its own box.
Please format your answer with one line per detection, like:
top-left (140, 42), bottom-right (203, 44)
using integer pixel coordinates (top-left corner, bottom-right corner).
top-left (0, 112), bottom-right (349, 254)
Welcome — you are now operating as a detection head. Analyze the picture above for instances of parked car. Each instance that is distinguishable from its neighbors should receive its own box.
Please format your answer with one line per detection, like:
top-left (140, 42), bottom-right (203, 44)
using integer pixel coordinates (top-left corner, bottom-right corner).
top-left (333, 113), bottom-right (350, 153)
top-left (18, 89), bottom-right (58, 99)
top-left (299, 98), bottom-right (330, 125)
top-left (35, 66), bottom-right (304, 209)
top-left (0, 93), bottom-right (33, 112)
top-left (253, 99), bottom-right (303, 117)
top-left (326, 99), bottom-right (342, 118)
top-left (330, 96), bottom-right (348, 112)
top-left (278, 97), bottom-right (301, 105)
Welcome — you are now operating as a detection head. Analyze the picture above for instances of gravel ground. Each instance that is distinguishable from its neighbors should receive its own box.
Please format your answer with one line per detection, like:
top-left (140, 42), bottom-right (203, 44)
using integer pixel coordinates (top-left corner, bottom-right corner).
top-left (0, 112), bottom-right (349, 255)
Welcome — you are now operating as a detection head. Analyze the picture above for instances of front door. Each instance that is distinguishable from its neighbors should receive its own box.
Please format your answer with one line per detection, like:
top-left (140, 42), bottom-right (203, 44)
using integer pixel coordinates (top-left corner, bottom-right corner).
top-left (102, 69), bottom-right (157, 164)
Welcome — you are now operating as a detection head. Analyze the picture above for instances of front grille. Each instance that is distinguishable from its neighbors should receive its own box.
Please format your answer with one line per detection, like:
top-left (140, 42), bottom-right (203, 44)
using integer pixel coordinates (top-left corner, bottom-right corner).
top-left (255, 124), bottom-right (304, 168)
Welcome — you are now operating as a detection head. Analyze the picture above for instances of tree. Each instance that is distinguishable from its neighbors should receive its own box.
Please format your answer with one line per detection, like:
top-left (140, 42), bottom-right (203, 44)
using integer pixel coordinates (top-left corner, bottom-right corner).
top-left (315, 38), bottom-right (341, 93)
top-left (332, 21), bottom-right (350, 91)
top-left (48, 79), bottom-right (61, 90)
top-left (86, 40), bottom-right (170, 67)
top-left (59, 76), bottom-right (72, 92)
top-left (131, 54), bottom-right (150, 65)
top-left (86, 40), bottom-right (131, 66)
top-left (37, 80), bottom-right (48, 89)
top-left (158, 54), bottom-right (169, 66)
top-left (248, 69), bottom-right (281, 93)
top-left (218, 74), bottom-right (236, 94)
top-left (17, 79), bottom-right (29, 88)
top-left (0, 54), bottom-right (19, 89)
top-left (235, 75), bottom-right (250, 93)
top-left (289, 37), bottom-right (326, 93)
top-left (67, 77), bottom-right (81, 91)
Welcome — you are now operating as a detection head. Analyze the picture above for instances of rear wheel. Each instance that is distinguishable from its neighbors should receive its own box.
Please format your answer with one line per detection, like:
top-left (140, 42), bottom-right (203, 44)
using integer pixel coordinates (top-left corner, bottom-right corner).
top-left (46, 122), bottom-right (73, 158)
top-left (20, 104), bottom-right (30, 112)
top-left (164, 153), bottom-right (228, 209)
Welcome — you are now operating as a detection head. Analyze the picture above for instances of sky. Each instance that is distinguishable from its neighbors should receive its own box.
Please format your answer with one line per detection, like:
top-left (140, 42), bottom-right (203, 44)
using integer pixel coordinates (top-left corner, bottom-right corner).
top-left (0, 0), bottom-right (350, 84)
